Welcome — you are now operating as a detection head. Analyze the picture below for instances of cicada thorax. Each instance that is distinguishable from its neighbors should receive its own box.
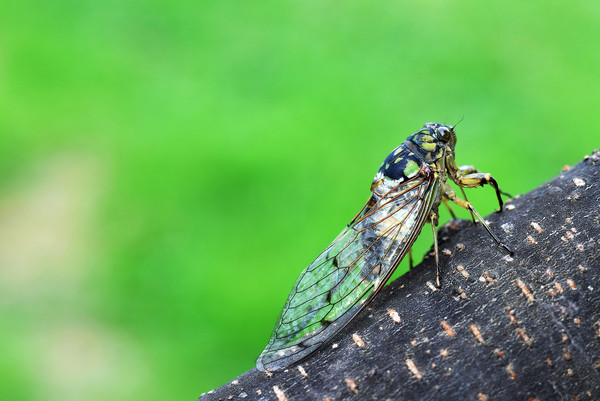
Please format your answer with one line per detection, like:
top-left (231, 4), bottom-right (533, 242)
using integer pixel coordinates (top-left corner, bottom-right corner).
top-left (375, 145), bottom-right (422, 183)
top-left (375, 127), bottom-right (449, 184)
top-left (405, 130), bottom-right (447, 164)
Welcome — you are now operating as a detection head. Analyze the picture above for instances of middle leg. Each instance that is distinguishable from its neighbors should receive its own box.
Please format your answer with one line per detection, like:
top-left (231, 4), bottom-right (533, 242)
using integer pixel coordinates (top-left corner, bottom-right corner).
top-left (429, 211), bottom-right (441, 288)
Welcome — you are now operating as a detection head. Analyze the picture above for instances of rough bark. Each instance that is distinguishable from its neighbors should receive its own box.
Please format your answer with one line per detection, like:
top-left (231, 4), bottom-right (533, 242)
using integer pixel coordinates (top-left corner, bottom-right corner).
top-left (200, 150), bottom-right (600, 401)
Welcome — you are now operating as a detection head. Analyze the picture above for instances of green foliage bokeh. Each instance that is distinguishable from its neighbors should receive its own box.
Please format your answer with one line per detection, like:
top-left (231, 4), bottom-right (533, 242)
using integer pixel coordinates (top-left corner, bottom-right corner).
top-left (1, 1), bottom-right (598, 399)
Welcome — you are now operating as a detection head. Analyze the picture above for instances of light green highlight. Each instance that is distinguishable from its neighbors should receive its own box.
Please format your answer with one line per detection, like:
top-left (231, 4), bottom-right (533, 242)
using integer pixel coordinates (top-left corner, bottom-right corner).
top-left (420, 142), bottom-right (437, 151)
top-left (404, 160), bottom-right (419, 177)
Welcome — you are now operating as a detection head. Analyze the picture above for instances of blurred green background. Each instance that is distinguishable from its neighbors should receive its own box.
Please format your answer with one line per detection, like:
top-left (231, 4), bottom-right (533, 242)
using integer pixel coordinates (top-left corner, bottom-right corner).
top-left (1, 0), bottom-right (598, 399)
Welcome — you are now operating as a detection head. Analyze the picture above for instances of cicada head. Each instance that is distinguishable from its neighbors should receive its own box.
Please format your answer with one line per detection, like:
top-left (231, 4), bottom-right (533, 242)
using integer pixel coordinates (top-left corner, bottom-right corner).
top-left (407, 122), bottom-right (456, 163)
top-left (423, 122), bottom-right (456, 149)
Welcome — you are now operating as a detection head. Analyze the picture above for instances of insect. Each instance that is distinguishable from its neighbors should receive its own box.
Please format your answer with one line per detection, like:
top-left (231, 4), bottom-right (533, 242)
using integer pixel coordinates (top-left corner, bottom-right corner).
top-left (256, 122), bottom-right (512, 372)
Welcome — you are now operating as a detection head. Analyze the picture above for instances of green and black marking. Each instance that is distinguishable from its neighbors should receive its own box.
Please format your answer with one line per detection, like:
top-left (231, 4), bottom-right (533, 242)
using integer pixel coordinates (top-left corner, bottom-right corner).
top-left (257, 122), bottom-right (512, 372)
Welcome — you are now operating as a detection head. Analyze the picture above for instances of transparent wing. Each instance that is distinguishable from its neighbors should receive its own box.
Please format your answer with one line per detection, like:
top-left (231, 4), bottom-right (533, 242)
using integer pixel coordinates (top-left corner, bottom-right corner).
top-left (257, 170), bottom-right (439, 371)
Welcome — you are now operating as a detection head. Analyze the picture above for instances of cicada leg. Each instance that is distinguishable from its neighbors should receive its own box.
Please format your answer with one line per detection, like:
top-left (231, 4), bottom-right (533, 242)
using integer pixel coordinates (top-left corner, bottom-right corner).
top-left (408, 248), bottom-right (414, 270)
top-left (458, 165), bottom-right (513, 199)
top-left (460, 188), bottom-right (477, 223)
top-left (429, 212), bottom-right (441, 288)
top-left (444, 189), bottom-right (476, 223)
top-left (453, 166), bottom-right (478, 222)
top-left (455, 165), bottom-right (505, 212)
top-left (442, 184), bottom-right (513, 256)
top-left (458, 165), bottom-right (478, 175)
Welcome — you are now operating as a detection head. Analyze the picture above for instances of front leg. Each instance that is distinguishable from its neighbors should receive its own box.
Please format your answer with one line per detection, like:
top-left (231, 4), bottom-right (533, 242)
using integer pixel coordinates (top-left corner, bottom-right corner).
top-left (456, 172), bottom-right (503, 211)
top-left (458, 165), bottom-right (479, 175)
top-left (449, 161), bottom-right (504, 212)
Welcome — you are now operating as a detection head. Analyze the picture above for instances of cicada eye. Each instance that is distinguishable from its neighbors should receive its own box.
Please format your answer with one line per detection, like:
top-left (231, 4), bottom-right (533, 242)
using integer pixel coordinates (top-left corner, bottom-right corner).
top-left (436, 127), bottom-right (452, 142)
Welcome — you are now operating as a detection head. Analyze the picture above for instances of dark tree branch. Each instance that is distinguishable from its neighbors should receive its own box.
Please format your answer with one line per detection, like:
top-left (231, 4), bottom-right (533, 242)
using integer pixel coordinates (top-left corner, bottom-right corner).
top-left (200, 150), bottom-right (600, 401)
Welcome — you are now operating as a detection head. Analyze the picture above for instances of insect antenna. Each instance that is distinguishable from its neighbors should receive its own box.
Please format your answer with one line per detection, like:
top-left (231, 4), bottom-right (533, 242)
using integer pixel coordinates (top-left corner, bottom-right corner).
top-left (451, 116), bottom-right (465, 131)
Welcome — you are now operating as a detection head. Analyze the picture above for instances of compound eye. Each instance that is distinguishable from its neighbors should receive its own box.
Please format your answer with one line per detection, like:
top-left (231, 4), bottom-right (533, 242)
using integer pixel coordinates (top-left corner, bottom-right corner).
top-left (437, 127), bottom-right (452, 142)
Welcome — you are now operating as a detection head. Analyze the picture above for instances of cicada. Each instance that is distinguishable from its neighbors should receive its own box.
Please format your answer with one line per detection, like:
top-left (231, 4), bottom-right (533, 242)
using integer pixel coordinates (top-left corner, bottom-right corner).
top-left (256, 122), bottom-right (512, 372)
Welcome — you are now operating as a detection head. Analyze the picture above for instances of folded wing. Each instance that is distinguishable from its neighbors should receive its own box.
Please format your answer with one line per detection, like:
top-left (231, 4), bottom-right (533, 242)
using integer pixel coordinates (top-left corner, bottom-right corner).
top-left (257, 170), bottom-right (438, 371)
